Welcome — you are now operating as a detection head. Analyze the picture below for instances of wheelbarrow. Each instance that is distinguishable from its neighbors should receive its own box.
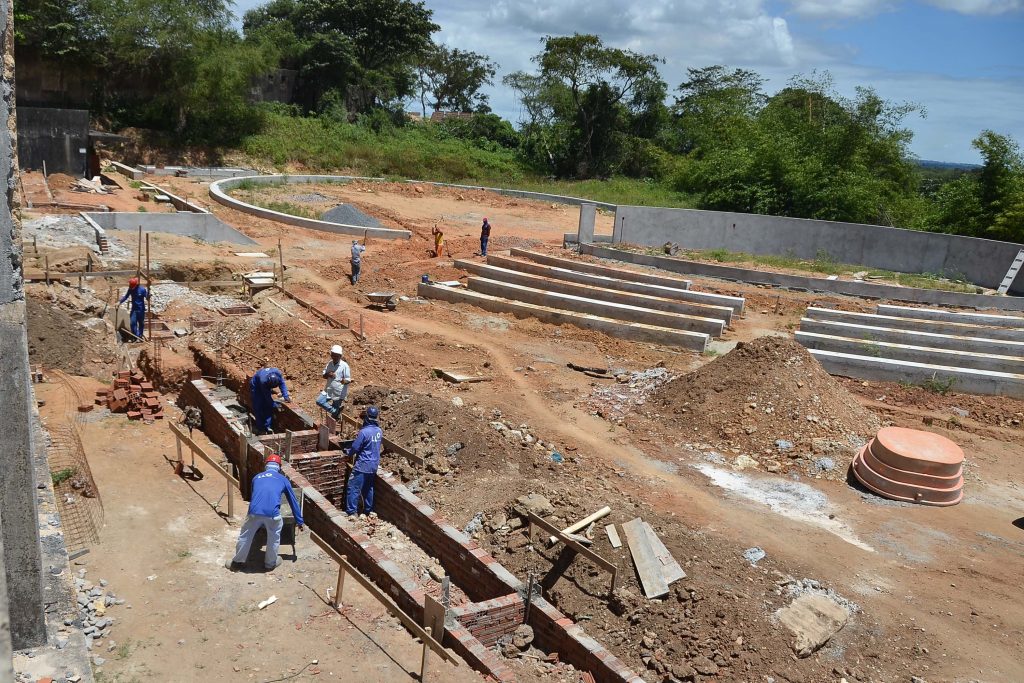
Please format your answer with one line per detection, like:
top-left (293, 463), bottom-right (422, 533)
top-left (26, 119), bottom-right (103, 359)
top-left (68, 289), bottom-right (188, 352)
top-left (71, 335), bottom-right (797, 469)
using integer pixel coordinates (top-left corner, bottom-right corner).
top-left (366, 292), bottom-right (398, 311)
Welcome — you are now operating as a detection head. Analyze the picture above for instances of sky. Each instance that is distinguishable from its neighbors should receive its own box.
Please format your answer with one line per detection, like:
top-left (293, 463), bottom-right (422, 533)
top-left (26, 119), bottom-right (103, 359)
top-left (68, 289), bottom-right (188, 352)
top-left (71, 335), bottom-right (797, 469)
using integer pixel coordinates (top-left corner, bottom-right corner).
top-left (230, 0), bottom-right (1024, 164)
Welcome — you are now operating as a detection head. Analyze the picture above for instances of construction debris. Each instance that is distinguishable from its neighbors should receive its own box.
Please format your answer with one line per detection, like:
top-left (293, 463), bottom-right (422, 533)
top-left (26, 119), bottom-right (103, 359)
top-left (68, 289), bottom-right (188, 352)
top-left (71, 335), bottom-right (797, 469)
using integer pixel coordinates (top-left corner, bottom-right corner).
top-left (775, 592), bottom-right (850, 657)
top-left (621, 517), bottom-right (683, 598)
top-left (96, 371), bottom-right (164, 422)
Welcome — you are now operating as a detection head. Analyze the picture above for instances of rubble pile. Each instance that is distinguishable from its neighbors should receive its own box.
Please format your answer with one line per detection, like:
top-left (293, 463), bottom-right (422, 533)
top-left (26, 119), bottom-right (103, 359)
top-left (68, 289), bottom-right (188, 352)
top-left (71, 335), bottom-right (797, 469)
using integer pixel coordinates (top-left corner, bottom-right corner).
top-left (94, 370), bottom-right (164, 422)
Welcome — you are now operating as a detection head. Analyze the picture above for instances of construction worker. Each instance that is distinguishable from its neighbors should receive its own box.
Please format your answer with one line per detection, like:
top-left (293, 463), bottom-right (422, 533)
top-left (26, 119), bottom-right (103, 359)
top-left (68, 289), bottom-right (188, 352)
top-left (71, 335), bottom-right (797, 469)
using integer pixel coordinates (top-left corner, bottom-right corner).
top-left (480, 217), bottom-right (491, 257)
top-left (316, 344), bottom-right (351, 419)
top-left (345, 405), bottom-right (383, 516)
top-left (431, 224), bottom-right (445, 258)
top-left (249, 367), bottom-right (290, 435)
top-left (118, 276), bottom-right (149, 341)
top-left (350, 237), bottom-right (367, 285)
top-left (226, 453), bottom-right (304, 571)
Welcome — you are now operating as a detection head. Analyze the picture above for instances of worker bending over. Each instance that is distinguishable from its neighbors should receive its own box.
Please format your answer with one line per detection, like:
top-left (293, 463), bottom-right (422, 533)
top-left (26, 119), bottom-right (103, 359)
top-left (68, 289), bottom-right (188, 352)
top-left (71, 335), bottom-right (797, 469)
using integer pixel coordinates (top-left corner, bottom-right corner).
top-left (345, 405), bottom-right (382, 516)
top-left (316, 344), bottom-right (351, 419)
top-left (431, 225), bottom-right (445, 258)
top-left (226, 453), bottom-right (304, 571)
top-left (118, 276), bottom-right (149, 341)
top-left (249, 367), bottom-right (290, 435)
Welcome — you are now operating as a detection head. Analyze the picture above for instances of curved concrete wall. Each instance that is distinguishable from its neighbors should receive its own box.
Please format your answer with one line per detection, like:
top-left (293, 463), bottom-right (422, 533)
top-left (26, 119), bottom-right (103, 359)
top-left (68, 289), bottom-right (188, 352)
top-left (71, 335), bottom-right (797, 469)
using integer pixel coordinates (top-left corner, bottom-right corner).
top-left (613, 205), bottom-right (1024, 295)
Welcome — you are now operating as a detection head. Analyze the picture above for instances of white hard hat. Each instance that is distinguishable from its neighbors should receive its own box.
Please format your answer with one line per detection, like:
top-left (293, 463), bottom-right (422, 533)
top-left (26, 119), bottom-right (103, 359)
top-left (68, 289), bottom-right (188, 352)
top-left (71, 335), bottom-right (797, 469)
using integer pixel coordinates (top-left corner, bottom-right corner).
top-left (331, 345), bottom-right (343, 356)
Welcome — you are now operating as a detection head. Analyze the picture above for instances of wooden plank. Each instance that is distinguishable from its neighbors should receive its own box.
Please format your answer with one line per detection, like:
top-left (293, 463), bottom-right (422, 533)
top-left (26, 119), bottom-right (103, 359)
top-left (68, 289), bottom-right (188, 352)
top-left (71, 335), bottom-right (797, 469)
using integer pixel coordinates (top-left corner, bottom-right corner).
top-left (622, 518), bottom-right (668, 599)
top-left (605, 524), bottom-right (622, 549)
top-left (642, 521), bottom-right (685, 585)
top-left (433, 368), bottom-right (492, 384)
top-left (308, 532), bottom-right (457, 665)
top-left (168, 422), bottom-right (239, 488)
top-left (423, 593), bottom-right (446, 643)
top-left (527, 512), bottom-right (617, 577)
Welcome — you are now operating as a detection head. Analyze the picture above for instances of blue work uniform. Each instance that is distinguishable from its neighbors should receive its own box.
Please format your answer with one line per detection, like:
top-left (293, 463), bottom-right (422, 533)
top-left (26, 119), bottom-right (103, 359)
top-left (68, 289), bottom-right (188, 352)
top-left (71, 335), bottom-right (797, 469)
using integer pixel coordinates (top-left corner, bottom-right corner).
top-left (119, 285), bottom-right (149, 340)
top-left (345, 420), bottom-right (383, 515)
top-left (249, 368), bottom-right (290, 434)
top-left (231, 465), bottom-right (304, 569)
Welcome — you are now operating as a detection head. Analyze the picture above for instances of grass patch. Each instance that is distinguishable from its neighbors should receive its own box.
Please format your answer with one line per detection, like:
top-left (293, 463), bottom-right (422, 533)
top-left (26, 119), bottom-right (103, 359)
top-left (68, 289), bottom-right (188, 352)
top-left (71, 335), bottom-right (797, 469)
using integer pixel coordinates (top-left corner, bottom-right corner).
top-left (51, 468), bottom-right (76, 486)
top-left (922, 373), bottom-right (958, 395)
top-left (115, 638), bottom-right (135, 660)
top-left (254, 200), bottom-right (318, 219)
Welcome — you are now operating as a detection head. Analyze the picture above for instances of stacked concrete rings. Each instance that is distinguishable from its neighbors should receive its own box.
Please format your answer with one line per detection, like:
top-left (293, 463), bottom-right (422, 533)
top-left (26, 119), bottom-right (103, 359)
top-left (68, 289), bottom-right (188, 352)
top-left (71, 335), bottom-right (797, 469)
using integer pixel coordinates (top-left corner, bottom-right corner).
top-left (852, 426), bottom-right (964, 506)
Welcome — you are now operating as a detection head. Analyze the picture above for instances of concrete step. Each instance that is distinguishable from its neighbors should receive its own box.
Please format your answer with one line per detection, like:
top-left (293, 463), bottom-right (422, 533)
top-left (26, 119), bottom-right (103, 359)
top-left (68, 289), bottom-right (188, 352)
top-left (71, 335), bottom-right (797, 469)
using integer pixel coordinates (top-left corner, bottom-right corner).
top-left (456, 260), bottom-right (734, 324)
top-left (876, 304), bottom-right (1024, 329)
top-left (805, 307), bottom-right (1024, 342)
top-left (795, 331), bottom-right (1024, 374)
top-left (494, 253), bottom-right (745, 314)
top-left (509, 248), bottom-right (692, 289)
top-left (417, 283), bottom-right (709, 351)
top-left (808, 349), bottom-right (1024, 399)
top-left (466, 277), bottom-right (726, 337)
top-left (798, 318), bottom-right (1024, 357)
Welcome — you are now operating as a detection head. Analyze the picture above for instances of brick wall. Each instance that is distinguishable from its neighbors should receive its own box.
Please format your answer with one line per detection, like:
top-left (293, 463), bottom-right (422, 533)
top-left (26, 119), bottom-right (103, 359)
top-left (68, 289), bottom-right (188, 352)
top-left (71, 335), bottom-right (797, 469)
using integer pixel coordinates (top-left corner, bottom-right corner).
top-left (289, 452), bottom-right (348, 507)
top-left (259, 429), bottom-right (321, 455)
top-left (452, 594), bottom-right (525, 647)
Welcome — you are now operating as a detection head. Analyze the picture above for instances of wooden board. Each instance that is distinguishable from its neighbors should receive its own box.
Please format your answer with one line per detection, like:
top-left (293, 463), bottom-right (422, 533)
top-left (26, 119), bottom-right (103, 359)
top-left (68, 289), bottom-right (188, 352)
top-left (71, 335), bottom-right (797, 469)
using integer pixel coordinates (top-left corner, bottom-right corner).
top-left (433, 368), bottom-right (492, 384)
top-left (423, 593), bottom-right (446, 642)
top-left (622, 518), bottom-right (669, 599)
top-left (605, 524), bottom-right (622, 549)
top-left (642, 521), bottom-right (686, 585)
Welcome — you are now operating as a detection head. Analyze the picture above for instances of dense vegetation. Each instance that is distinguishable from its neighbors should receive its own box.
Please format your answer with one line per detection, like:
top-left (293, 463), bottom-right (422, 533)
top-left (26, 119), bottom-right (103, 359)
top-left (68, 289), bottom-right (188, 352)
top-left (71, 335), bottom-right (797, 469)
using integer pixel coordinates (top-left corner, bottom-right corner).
top-left (13, 0), bottom-right (1024, 241)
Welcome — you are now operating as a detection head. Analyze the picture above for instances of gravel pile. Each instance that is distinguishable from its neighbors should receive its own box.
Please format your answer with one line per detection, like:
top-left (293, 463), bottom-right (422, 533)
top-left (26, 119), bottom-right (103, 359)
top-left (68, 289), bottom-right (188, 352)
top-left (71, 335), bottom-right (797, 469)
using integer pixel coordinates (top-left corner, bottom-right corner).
top-left (148, 282), bottom-right (244, 313)
top-left (23, 215), bottom-right (130, 258)
top-left (284, 192), bottom-right (332, 203)
top-left (321, 203), bottom-right (381, 228)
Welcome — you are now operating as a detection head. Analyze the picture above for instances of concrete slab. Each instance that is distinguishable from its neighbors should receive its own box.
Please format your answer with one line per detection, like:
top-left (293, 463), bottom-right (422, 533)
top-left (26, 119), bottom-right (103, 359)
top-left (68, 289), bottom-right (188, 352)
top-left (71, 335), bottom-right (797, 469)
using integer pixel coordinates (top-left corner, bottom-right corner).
top-left (82, 211), bottom-right (259, 245)
top-left (876, 304), bottom-right (1024, 329)
top-left (805, 307), bottom-right (1024, 342)
top-left (487, 254), bottom-right (745, 314)
top-left (417, 283), bottom-right (709, 351)
top-left (798, 318), bottom-right (1024, 357)
top-left (466, 277), bottom-right (726, 337)
top-left (808, 349), bottom-right (1024, 399)
top-left (795, 331), bottom-right (1024, 374)
top-left (509, 248), bottom-right (693, 290)
top-left (456, 260), bottom-right (734, 324)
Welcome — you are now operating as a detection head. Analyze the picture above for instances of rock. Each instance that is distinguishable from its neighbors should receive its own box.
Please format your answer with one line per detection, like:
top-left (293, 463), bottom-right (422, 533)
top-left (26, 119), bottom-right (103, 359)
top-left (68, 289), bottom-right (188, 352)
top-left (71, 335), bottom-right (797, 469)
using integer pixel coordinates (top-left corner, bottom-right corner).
top-left (815, 457), bottom-right (836, 472)
top-left (775, 593), bottom-right (850, 657)
top-left (512, 624), bottom-right (534, 649)
top-left (766, 461), bottom-right (782, 473)
top-left (514, 493), bottom-right (553, 518)
top-left (691, 655), bottom-right (718, 675)
top-left (428, 564), bottom-right (446, 582)
top-left (92, 656), bottom-right (106, 666)
top-left (427, 455), bottom-right (451, 475)
top-left (743, 547), bottom-right (766, 565)
top-left (733, 455), bottom-right (759, 471)
top-left (775, 439), bottom-right (794, 451)
top-left (490, 422), bottom-right (507, 432)
top-left (488, 512), bottom-right (508, 530)
top-left (451, 396), bottom-right (464, 408)
top-left (445, 442), bottom-right (464, 457)
top-left (951, 407), bottom-right (968, 418)
top-left (671, 661), bottom-right (696, 680)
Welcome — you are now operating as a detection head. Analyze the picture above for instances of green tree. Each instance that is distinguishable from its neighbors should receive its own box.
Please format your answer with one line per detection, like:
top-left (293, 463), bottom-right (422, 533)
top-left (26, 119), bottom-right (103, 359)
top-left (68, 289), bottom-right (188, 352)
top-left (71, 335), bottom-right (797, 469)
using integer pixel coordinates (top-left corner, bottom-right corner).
top-left (416, 44), bottom-right (497, 117)
top-left (671, 66), bottom-right (765, 154)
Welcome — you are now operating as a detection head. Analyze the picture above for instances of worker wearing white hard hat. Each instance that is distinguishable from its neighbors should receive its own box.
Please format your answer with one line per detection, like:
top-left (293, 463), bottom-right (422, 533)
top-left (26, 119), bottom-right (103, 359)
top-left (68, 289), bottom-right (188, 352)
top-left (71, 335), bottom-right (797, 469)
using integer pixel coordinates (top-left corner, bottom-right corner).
top-left (316, 344), bottom-right (352, 419)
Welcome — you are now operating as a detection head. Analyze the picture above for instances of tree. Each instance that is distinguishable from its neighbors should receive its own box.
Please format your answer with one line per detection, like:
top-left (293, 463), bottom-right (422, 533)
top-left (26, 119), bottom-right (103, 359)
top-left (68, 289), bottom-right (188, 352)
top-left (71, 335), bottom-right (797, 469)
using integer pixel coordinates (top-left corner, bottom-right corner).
top-left (417, 44), bottom-right (497, 117)
top-left (671, 66), bottom-right (765, 154)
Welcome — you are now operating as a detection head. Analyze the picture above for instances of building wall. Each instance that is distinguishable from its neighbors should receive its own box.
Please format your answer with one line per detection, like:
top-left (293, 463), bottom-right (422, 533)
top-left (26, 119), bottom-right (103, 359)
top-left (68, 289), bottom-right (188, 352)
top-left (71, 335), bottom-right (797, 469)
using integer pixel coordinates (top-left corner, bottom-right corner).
top-left (613, 205), bottom-right (1024, 294)
top-left (16, 106), bottom-right (88, 176)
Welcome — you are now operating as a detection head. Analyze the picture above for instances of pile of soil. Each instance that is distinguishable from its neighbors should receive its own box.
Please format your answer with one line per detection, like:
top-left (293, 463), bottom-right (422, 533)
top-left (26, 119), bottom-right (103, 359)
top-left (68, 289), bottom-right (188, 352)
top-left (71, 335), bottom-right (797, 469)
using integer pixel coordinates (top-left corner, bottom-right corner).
top-left (647, 336), bottom-right (879, 478)
top-left (26, 298), bottom-right (87, 373)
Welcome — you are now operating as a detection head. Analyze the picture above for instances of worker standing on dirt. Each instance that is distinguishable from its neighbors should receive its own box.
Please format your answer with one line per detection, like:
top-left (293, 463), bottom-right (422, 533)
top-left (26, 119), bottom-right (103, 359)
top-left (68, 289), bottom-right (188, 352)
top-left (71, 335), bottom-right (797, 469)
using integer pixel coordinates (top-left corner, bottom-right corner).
top-left (118, 276), bottom-right (149, 341)
top-left (226, 453), bottom-right (304, 572)
top-left (480, 217), bottom-right (491, 257)
top-left (350, 237), bottom-right (367, 285)
top-left (432, 224), bottom-right (445, 258)
top-left (316, 344), bottom-right (351, 419)
top-left (249, 367), bottom-right (291, 435)
top-left (345, 405), bottom-right (383, 517)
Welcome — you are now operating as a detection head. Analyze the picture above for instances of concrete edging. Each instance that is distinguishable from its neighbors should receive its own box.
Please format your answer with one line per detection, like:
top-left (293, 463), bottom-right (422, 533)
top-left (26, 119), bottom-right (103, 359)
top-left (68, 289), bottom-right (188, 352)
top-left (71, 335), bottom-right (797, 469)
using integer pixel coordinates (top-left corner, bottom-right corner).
top-left (798, 317), bottom-right (1024, 357)
top-left (579, 243), bottom-right (1024, 312)
top-left (876, 304), bottom-right (1024, 329)
top-left (805, 307), bottom-right (1024, 342)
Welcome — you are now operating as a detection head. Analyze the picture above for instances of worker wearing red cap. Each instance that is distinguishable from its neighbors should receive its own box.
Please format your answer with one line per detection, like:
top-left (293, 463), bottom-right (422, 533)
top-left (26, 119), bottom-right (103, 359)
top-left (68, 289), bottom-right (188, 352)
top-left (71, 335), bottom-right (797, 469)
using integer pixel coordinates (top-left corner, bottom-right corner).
top-left (480, 218), bottom-right (491, 257)
top-left (226, 453), bottom-right (304, 571)
top-left (118, 276), bottom-right (149, 341)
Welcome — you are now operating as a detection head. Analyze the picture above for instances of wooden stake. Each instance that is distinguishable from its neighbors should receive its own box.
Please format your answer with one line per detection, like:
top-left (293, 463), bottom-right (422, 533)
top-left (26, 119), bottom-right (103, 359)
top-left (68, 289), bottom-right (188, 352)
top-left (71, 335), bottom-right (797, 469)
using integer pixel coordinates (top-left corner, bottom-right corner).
top-left (146, 232), bottom-right (152, 342)
top-left (237, 431), bottom-right (249, 501)
top-left (333, 562), bottom-right (346, 608)
top-left (136, 225), bottom-right (142, 276)
top-left (278, 238), bottom-right (285, 293)
top-left (420, 626), bottom-right (431, 682)
top-left (226, 476), bottom-right (234, 518)
top-left (45, 255), bottom-right (49, 286)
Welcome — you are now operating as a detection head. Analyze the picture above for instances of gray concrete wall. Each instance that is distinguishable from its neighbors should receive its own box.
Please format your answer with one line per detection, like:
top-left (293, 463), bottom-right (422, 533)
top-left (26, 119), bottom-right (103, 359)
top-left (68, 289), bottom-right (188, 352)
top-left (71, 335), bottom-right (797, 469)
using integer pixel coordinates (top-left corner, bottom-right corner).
top-left (613, 205), bottom-right (1024, 294)
top-left (0, 0), bottom-right (47, 648)
top-left (580, 243), bottom-right (1024, 312)
top-left (15, 106), bottom-right (87, 175)
top-left (577, 203), bottom-right (596, 243)
top-left (82, 212), bottom-right (258, 245)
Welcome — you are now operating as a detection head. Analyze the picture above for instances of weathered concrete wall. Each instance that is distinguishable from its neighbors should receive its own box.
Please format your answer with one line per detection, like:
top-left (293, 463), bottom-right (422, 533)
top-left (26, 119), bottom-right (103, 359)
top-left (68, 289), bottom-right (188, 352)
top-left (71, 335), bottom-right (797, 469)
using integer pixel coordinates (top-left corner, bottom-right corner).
top-left (0, 0), bottom-right (47, 649)
top-left (82, 211), bottom-right (258, 245)
top-left (613, 205), bottom-right (1024, 295)
top-left (15, 106), bottom-right (87, 175)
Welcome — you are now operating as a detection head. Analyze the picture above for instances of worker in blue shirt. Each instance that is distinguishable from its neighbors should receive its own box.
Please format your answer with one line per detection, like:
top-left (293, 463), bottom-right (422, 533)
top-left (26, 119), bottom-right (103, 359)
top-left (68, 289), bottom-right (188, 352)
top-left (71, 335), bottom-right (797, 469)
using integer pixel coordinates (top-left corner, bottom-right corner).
top-left (118, 276), bottom-right (149, 341)
top-left (226, 453), bottom-right (304, 571)
top-left (249, 367), bottom-right (290, 435)
top-left (345, 405), bottom-right (383, 516)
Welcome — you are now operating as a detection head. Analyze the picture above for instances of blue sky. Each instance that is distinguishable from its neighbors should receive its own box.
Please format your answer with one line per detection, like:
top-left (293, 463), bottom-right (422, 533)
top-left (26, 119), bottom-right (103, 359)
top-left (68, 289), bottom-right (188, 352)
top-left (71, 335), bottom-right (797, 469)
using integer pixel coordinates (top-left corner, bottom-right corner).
top-left (231, 0), bottom-right (1024, 163)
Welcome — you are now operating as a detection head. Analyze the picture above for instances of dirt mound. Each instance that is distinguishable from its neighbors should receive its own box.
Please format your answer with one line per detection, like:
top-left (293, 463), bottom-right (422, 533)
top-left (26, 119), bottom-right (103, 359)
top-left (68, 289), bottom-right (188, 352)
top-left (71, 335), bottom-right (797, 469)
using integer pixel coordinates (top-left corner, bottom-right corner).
top-left (26, 298), bottom-right (87, 373)
top-left (648, 336), bottom-right (879, 478)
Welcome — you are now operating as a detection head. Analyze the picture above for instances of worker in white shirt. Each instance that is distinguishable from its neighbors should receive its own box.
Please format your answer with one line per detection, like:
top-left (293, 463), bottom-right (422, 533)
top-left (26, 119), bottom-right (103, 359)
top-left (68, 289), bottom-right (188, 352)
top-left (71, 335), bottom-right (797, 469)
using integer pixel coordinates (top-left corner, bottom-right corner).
top-left (315, 344), bottom-right (352, 419)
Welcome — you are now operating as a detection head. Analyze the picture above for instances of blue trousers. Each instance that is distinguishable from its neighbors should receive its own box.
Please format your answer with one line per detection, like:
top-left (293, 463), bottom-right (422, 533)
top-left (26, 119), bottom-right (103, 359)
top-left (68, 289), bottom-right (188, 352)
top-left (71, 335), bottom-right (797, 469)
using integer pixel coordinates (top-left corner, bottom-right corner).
top-left (130, 309), bottom-right (146, 339)
top-left (250, 386), bottom-right (275, 434)
top-left (480, 236), bottom-right (489, 256)
top-left (346, 470), bottom-right (375, 515)
top-left (316, 393), bottom-right (343, 418)
top-left (351, 261), bottom-right (361, 284)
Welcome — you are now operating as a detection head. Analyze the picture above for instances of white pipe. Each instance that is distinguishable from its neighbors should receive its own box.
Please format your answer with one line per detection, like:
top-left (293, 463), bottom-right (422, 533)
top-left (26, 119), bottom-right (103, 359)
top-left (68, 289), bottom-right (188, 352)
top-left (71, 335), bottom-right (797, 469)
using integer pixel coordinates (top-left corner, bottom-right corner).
top-left (549, 506), bottom-right (611, 545)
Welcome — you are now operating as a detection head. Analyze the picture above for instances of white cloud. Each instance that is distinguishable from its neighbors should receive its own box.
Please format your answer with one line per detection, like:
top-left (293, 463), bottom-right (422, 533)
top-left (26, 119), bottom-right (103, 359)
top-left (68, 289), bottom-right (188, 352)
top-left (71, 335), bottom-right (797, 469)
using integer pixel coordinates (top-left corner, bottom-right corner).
top-left (927, 0), bottom-right (1024, 13)
top-left (786, 0), bottom-right (894, 19)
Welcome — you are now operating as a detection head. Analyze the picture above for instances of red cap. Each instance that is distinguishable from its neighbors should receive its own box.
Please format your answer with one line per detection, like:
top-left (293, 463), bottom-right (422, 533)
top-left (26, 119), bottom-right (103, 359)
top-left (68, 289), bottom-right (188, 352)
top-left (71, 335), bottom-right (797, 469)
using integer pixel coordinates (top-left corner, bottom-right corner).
top-left (129, 277), bottom-right (140, 287)
top-left (265, 453), bottom-right (282, 466)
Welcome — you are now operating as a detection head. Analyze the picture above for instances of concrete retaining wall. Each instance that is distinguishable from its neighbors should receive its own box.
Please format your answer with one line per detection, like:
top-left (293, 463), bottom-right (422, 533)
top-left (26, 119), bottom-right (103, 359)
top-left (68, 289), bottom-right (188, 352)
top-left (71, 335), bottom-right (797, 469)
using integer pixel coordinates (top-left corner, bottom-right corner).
top-left (511, 248), bottom-right (692, 290)
top-left (466, 277), bottom-right (726, 337)
top-left (805, 307), bottom-right (1024, 342)
top-left (82, 211), bottom-right (259, 245)
top-left (580, 243), bottom-right (1024, 312)
top-left (876, 304), bottom-right (1024, 329)
top-left (418, 282), bottom-right (708, 350)
top-left (613, 205), bottom-right (1024, 295)
top-left (456, 260), bottom-right (734, 324)
top-left (797, 318), bottom-right (1024, 357)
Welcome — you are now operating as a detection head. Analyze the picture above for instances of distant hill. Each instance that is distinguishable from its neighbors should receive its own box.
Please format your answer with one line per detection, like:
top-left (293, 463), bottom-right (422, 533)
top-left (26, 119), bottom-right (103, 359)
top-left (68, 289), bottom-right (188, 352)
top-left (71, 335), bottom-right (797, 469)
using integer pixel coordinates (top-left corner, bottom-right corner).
top-left (916, 159), bottom-right (981, 171)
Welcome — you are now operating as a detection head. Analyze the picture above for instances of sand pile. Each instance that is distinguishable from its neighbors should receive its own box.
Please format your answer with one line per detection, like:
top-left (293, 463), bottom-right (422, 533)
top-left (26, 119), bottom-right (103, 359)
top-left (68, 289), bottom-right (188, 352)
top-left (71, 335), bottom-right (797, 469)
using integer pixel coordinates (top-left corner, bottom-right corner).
top-left (648, 336), bottom-right (879, 477)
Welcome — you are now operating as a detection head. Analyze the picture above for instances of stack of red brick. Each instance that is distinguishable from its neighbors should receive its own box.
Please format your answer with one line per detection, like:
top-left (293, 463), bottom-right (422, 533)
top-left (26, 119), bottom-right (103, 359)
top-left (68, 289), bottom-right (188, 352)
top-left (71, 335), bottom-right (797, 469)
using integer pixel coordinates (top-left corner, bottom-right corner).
top-left (95, 371), bottom-right (164, 422)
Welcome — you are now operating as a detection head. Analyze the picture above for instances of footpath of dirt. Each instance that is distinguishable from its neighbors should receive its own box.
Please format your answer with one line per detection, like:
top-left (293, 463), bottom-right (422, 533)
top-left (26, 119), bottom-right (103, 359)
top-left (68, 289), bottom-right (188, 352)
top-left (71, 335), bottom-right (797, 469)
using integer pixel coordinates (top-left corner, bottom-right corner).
top-left (645, 337), bottom-right (880, 480)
